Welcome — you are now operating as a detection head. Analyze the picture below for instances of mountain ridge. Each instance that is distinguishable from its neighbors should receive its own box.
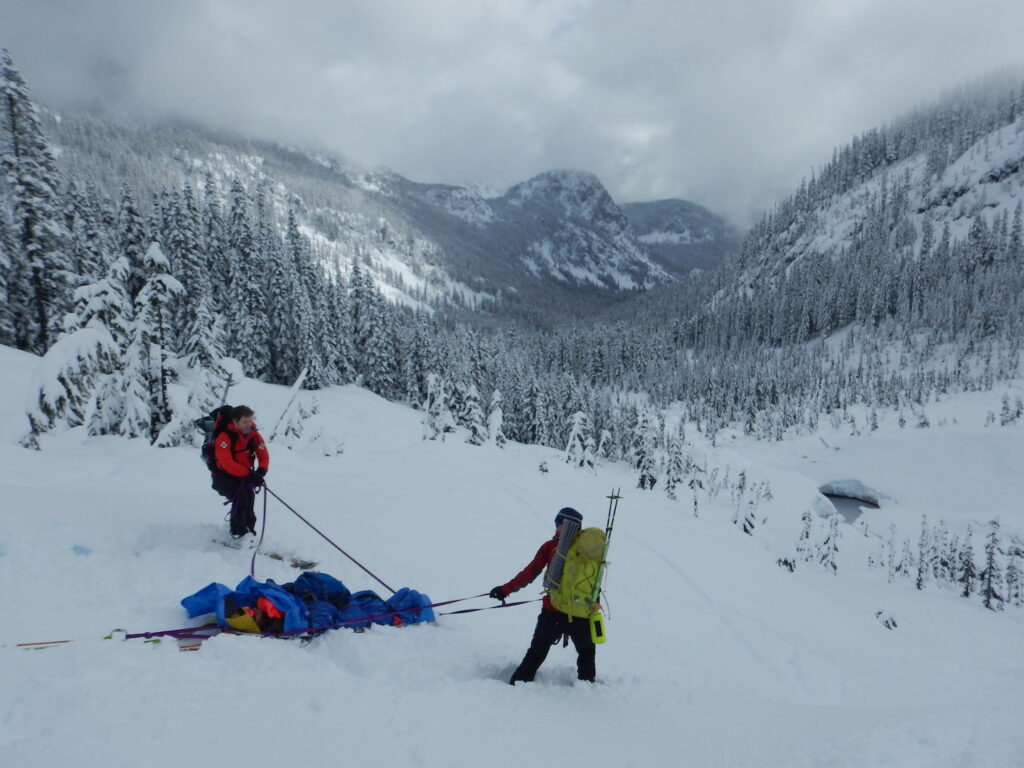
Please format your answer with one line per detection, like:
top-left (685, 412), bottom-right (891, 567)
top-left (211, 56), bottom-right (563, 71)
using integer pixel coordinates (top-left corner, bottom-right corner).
top-left (41, 108), bottom-right (739, 310)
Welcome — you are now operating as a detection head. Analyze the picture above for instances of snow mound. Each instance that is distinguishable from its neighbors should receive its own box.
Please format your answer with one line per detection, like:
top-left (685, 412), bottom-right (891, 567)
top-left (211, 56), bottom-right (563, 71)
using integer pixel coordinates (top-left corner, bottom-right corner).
top-left (818, 479), bottom-right (889, 507)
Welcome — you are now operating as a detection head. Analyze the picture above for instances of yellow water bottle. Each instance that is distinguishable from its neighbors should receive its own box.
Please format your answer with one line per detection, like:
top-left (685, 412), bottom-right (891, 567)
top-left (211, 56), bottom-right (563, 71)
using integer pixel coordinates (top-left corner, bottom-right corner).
top-left (589, 609), bottom-right (606, 644)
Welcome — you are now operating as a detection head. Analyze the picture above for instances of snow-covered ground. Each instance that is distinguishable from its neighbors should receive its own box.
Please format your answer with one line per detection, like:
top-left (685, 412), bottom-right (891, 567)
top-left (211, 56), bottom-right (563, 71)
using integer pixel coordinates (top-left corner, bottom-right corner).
top-left (1, 344), bottom-right (1023, 767)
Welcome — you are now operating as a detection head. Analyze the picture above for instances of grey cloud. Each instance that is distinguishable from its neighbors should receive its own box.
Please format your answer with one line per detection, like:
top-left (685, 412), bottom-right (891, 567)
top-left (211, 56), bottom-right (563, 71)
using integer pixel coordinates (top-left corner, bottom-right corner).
top-left (2, 0), bottom-right (1023, 225)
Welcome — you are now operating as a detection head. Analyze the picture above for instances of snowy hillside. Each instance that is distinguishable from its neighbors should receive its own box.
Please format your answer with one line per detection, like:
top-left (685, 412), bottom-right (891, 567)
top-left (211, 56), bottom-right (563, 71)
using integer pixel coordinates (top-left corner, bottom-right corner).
top-left (3, 344), bottom-right (1023, 767)
top-left (43, 110), bottom-right (733, 306)
top-left (622, 198), bottom-right (742, 274)
top-left (732, 82), bottom-right (1024, 285)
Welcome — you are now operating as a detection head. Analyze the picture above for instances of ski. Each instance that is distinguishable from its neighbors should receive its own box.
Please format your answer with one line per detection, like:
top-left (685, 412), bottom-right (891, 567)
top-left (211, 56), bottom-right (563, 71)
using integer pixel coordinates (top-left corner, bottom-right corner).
top-left (213, 539), bottom-right (318, 569)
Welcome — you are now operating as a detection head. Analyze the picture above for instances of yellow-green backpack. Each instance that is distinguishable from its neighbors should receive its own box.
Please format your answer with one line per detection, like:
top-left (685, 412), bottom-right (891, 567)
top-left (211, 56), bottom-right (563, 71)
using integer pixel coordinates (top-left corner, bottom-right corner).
top-left (546, 527), bottom-right (607, 619)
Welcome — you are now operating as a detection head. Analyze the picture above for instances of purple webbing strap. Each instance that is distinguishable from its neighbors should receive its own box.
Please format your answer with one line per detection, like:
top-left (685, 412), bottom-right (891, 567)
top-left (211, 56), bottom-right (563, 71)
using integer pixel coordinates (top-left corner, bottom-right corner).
top-left (122, 594), bottom-right (542, 641)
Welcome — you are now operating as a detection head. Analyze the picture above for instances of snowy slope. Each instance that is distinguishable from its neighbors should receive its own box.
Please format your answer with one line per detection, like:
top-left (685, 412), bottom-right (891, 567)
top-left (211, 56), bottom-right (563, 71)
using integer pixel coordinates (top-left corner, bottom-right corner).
top-left (622, 198), bottom-right (742, 274)
top-left (2, 344), bottom-right (1024, 767)
top-left (743, 114), bottom-right (1024, 283)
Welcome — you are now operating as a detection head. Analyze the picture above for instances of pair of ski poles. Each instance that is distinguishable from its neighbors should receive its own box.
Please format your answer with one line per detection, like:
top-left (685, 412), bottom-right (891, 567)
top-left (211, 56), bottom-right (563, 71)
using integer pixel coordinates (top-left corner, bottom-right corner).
top-left (587, 488), bottom-right (621, 644)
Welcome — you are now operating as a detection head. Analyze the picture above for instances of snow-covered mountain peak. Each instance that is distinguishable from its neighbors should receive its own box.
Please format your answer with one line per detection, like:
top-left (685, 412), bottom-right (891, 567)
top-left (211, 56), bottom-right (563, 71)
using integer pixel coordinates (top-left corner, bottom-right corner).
top-left (505, 169), bottom-right (613, 216)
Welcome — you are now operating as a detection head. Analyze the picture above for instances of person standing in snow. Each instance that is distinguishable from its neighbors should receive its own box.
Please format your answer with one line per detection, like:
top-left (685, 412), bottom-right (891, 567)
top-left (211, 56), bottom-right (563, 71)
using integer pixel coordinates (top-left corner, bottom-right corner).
top-left (211, 405), bottom-right (270, 541)
top-left (489, 507), bottom-right (596, 685)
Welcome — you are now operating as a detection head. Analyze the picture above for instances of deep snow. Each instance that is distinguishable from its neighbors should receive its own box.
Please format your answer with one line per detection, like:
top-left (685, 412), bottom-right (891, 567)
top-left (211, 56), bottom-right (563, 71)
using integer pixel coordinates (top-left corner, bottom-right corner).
top-left (1, 344), bottom-right (1023, 768)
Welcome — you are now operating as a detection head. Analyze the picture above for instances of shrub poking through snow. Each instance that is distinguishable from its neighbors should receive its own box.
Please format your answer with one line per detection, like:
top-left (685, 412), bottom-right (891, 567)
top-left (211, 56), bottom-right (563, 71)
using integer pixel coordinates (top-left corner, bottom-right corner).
top-left (875, 610), bottom-right (898, 630)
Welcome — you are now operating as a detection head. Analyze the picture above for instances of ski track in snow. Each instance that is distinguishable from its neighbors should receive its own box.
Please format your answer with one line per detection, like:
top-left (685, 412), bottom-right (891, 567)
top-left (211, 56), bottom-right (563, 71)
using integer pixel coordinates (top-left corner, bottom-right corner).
top-left (621, 530), bottom-right (772, 671)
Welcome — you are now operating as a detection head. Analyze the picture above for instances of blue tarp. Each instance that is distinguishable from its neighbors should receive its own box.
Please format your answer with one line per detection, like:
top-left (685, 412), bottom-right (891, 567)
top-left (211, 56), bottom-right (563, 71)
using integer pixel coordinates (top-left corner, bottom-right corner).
top-left (181, 572), bottom-right (434, 634)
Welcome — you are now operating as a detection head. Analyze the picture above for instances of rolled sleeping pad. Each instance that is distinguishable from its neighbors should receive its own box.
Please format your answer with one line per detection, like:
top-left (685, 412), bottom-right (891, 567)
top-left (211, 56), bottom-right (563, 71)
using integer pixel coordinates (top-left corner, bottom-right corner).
top-left (543, 519), bottom-right (581, 591)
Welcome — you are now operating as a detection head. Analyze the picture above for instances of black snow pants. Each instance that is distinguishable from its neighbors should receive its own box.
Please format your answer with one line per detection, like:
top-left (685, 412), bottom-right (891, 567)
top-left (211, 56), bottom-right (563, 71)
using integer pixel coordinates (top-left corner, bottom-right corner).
top-left (510, 608), bottom-right (596, 684)
top-left (211, 472), bottom-right (256, 537)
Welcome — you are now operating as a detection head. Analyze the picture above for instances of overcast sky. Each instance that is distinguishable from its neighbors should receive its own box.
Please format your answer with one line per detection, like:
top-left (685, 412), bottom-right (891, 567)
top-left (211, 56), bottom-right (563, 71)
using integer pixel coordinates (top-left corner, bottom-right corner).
top-left (3, 0), bottom-right (1023, 225)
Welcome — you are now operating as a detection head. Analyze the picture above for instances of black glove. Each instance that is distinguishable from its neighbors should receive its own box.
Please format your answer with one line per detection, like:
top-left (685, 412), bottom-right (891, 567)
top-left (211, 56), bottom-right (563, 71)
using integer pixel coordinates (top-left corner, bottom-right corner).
top-left (247, 470), bottom-right (264, 486)
top-left (489, 586), bottom-right (506, 600)
top-left (255, 467), bottom-right (267, 478)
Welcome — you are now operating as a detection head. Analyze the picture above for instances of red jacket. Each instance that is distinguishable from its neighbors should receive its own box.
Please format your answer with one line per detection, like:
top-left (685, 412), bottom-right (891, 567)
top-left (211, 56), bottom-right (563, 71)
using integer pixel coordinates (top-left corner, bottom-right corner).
top-left (501, 535), bottom-right (559, 612)
top-left (214, 423), bottom-right (270, 478)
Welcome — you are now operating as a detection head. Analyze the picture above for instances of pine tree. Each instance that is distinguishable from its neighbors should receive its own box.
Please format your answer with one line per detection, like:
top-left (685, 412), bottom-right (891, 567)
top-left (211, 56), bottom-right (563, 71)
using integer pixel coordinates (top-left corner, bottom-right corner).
top-left (633, 408), bottom-right (659, 490)
top-left (886, 524), bottom-right (897, 583)
top-left (21, 246), bottom-right (136, 446)
top-left (916, 514), bottom-right (930, 590)
top-left (132, 243), bottom-right (183, 443)
top-left (663, 438), bottom-right (685, 500)
top-left (897, 537), bottom-right (915, 579)
top-left (564, 410), bottom-right (595, 468)
top-left (223, 179), bottom-right (270, 378)
top-left (487, 389), bottom-right (507, 448)
top-left (522, 379), bottom-right (549, 446)
top-left (797, 510), bottom-right (814, 562)
top-left (118, 317), bottom-right (153, 440)
top-left (423, 373), bottom-right (455, 440)
top-left (21, 324), bottom-right (118, 447)
top-left (960, 525), bottom-right (977, 598)
top-left (329, 277), bottom-right (358, 384)
top-left (360, 288), bottom-right (399, 397)
top-left (1, 49), bottom-right (70, 352)
top-left (817, 514), bottom-right (840, 574)
top-left (462, 383), bottom-right (488, 446)
top-left (980, 518), bottom-right (1003, 610)
top-left (1005, 546), bottom-right (1022, 607)
top-left (201, 173), bottom-right (229, 308)
top-left (166, 186), bottom-right (206, 343)
top-left (286, 206), bottom-right (336, 390)
top-left (263, 232), bottom-right (300, 383)
top-left (0, 204), bottom-right (16, 345)
top-left (116, 184), bottom-right (148, 301)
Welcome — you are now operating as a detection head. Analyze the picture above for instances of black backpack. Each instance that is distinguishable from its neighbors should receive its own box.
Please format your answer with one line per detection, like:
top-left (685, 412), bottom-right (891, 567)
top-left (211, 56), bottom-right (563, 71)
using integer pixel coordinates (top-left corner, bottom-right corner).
top-left (195, 405), bottom-right (235, 472)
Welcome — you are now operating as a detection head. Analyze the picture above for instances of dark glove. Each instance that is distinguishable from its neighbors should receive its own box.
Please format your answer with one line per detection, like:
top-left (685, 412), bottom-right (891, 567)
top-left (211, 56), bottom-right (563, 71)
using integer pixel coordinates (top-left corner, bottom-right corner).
top-left (489, 586), bottom-right (506, 600)
top-left (247, 470), bottom-right (264, 486)
top-left (255, 467), bottom-right (267, 478)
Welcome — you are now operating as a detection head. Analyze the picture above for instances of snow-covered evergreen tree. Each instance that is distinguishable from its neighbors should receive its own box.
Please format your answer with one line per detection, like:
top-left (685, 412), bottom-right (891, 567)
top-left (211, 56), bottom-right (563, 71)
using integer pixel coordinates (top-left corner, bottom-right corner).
top-left (1, 49), bottom-right (70, 353)
top-left (663, 438), bottom-right (685, 500)
top-left (131, 243), bottom-right (183, 443)
top-left (223, 179), bottom-right (270, 378)
top-left (20, 324), bottom-right (117, 448)
top-left (521, 380), bottom-right (549, 446)
top-left (980, 519), bottom-right (1003, 610)
top-left (0, 205), bottom-right (14, 345)
top-left (360, 288), bottom-right (399, 398)
top-left (285, 206), bottom-right (334, 390)
top-left (487, 389), bottom-right (507, 448)
top-left (201, 173), bottom-right (229, 308)
top-left (916, 515), bottom-right (930, 590)
top-left (461, 383), bottom-right (488, 446)
top-left (423, 373), bottom-right (455, 441)
top-left (886, 524), bottom-right (897, 583)
top-left (632, 408), bottom-right (660, 490)
top-left (115, 184), bottom-right (148, 301)
top-left (564, 410), bottom-right (595, 468)
top-left (818, 514), bottom-right (840, 574)
top-left (960, 525), bottom-right (977, 598)
top-left (1005, 546), bottom-right (1022, 607)
top-left (796, 510), bottom-right (814, 563)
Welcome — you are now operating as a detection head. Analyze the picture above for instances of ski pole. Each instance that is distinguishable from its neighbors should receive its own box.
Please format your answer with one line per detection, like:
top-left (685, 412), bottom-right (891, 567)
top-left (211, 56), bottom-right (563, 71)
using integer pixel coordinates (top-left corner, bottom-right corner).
top-left (218, 373), bottom-right (235, 406)
top-left (269, 368), bottom-right (309, 442)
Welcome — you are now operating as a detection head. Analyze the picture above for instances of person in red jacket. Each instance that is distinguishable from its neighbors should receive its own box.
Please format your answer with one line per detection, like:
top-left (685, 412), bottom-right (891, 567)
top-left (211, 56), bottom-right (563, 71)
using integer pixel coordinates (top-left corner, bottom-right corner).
top-left (210, 405), bottom-right (270, 539)
top-left (490, 507), bottom-right (596, 685)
